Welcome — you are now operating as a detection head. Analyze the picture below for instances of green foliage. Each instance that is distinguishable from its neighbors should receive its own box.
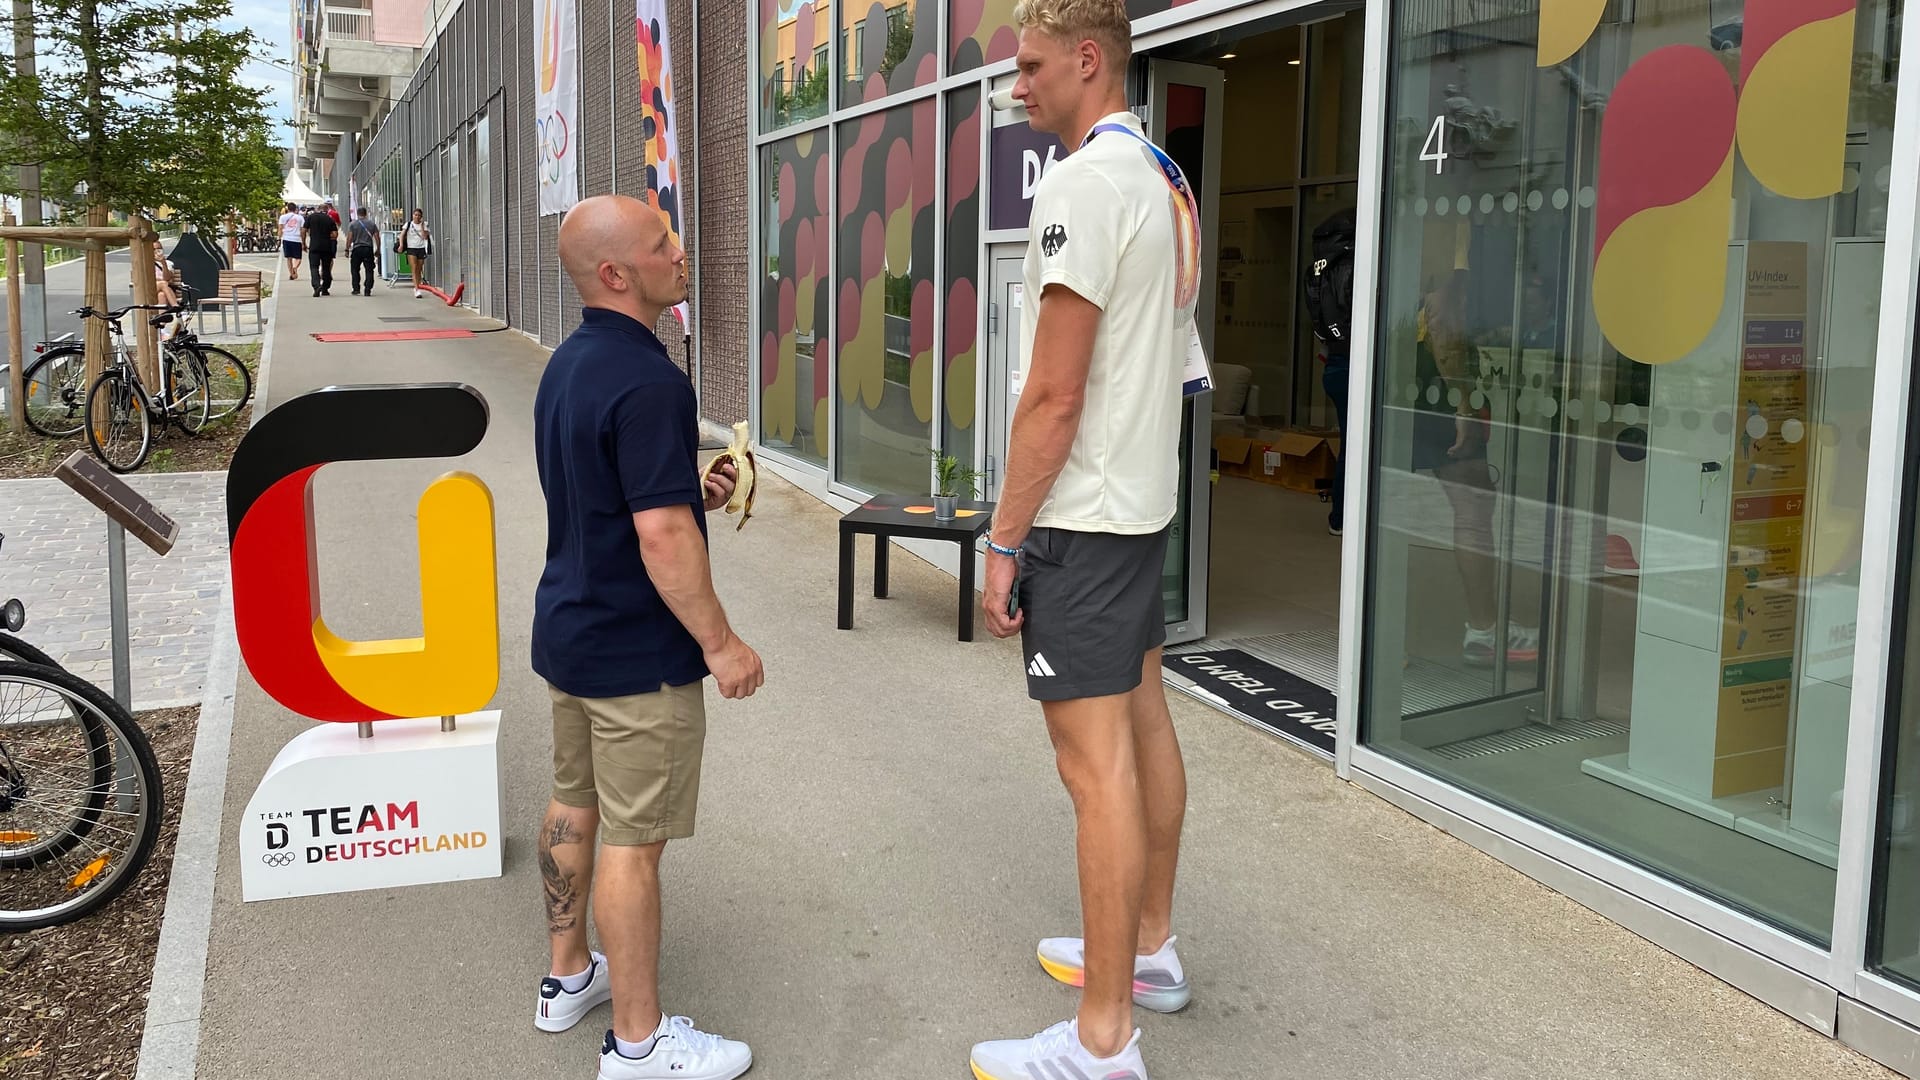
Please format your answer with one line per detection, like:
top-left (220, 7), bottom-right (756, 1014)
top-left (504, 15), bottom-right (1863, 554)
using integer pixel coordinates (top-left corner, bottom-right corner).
top-left (0, 0), bottom-right (281, 228)
top-left (878, 10), bottom-right (914, 83)
top-left (929, 446), bottom-right (981, 499)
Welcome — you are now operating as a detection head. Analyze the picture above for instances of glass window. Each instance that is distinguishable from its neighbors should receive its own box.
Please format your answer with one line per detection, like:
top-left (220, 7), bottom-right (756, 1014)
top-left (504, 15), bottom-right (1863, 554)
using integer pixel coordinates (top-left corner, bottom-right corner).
top-left (949, 0), bottom-right (1017, 72)
top-left (840, 1), bottom-right (935, 109)
top-left (1303, 10), bottom-right (1363, 178)
top-left (836, 100), bottom-right (937, 495)
top-left (759, 134), bottom-right (832, 467)
top-left (759, 0), bottom-right (833, 132)
top-left (1365, 0), bottom-right (1902, 945)
top-left (944, 86), bottom-right (983, 470)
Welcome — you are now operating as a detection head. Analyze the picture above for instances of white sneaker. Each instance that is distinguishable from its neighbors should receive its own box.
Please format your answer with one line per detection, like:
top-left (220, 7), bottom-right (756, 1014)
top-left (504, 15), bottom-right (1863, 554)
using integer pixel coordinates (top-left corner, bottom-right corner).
top-left (535, 951), bottom-right (612, 1032)
top-left (597, 1014), bottom-right (752, 1080)
top-left (970, 1019), bottom-right (1149, 1080)
top-left (413, 288), bottom-right (424, 298)
top-left (1037, 935), bottom-right (1191, 1013)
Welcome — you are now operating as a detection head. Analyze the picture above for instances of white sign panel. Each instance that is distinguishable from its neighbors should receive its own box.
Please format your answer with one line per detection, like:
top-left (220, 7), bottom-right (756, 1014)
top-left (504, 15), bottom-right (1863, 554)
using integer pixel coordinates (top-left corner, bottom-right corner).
top-left (535, 0), bottom-right (581, 215)
top-left (240, 713), bottom-right (504, 901)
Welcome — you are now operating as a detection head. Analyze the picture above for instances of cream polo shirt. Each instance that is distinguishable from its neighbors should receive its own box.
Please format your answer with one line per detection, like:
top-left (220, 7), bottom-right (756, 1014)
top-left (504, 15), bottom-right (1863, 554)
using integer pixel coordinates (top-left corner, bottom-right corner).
top-left (1020, 112), bottom-right (1199, 535)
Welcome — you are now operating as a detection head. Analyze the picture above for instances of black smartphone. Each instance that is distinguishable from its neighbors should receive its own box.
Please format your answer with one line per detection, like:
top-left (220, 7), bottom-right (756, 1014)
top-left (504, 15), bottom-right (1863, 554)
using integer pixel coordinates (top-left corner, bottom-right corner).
top-left (1006, 564), bottom-right (1022, 619)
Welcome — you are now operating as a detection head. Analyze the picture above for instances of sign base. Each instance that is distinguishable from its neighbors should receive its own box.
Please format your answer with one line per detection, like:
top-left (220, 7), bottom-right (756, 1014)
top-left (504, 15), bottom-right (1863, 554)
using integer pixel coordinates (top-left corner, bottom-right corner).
top-left (239, 711), bottom-right (503, 901)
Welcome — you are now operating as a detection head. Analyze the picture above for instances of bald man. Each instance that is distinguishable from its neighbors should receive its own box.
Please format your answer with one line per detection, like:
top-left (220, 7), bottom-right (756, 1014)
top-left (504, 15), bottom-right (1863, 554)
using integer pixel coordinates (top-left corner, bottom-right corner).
top-left (530, 195), bottom-right (761, 1080)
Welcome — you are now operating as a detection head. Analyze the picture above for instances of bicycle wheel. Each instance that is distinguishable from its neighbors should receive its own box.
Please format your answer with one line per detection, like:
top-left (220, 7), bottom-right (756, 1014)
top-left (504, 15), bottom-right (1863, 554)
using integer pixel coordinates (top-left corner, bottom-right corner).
top-left (163, 350), bottom-right (211, 435)
top-left (0, 633), bottom-right (55, 667)
top-left (85, 370), bottom-right (152, 473)
top-left (192, 344), bottom-right (254, 424)
top-left (21, 348), bottom-right (88, 438)
top-left (0, 661), bottom-right (162, 932)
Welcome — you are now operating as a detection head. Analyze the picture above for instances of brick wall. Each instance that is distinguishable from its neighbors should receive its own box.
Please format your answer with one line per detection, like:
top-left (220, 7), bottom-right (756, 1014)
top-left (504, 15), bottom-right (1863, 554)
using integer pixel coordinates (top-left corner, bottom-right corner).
top-left (695, 0), bottom-right (748, 426)
top-left (353, 0), bottom-right (751, 425)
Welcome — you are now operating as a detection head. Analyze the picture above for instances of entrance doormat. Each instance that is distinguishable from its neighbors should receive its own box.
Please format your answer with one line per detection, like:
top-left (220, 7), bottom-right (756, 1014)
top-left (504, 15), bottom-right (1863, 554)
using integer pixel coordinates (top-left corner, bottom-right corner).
top-left (1167, 648), bottom-right (1336, 758)
top-left (310, 329), bottom-right (474, 342)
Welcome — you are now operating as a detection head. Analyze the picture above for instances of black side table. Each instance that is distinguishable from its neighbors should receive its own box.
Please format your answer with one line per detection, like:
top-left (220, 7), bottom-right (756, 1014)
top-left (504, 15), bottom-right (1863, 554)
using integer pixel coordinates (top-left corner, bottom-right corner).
top-left (838, 496), bottom-right (995, 641)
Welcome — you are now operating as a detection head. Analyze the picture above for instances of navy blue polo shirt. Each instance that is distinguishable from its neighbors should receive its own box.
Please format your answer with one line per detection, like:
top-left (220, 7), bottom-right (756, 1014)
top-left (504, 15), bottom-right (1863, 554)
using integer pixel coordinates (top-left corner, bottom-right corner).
top-left (531, 307), bottom-right (708, 697)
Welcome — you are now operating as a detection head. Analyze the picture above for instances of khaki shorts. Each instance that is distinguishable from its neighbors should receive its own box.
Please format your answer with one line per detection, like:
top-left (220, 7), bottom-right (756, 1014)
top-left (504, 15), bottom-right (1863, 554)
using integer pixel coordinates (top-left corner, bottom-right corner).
top-left (549, 681), bottom-right (707, 846)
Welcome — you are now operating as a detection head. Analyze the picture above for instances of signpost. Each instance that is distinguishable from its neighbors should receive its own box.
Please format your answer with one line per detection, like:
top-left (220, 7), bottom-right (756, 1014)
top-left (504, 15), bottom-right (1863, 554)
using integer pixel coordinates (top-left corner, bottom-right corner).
top-left (52, 450), bottom-right (180, 710)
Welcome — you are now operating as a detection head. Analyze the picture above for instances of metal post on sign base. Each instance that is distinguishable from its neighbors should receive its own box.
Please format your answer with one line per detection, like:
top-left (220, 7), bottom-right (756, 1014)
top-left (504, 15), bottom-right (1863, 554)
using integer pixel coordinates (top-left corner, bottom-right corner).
top-left (357, 721), bottom-right (374, 739)
top-left (106, 519), bottom-right (132, 710)
top-left (441, 715), bottom-right (456, 732)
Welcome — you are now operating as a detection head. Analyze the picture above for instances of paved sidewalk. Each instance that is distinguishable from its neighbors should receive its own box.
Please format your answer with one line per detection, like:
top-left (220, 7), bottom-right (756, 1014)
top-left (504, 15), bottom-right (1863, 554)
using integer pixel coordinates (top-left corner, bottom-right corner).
top-left (164, 283), bottom-right (1894, 1080)
top-left (1, 472), bottom-right (229, 708)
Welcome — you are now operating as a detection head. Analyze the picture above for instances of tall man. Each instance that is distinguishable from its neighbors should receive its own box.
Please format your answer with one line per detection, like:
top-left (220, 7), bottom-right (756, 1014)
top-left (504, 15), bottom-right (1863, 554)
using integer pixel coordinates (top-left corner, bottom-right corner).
top-left (531, 194), bottom-right (761, 1080)
top-left (974, 3), bottom-right (1196, 1079)
top-left (301, 203), bottom-right (339, 297)
top-left (346, 207), bottom-right (381, 296)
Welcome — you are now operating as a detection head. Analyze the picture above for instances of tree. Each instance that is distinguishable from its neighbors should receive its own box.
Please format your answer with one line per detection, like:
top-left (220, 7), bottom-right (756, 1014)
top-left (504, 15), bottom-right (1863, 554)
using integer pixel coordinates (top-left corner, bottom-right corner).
top-left (0, 0), bottom-right (280, 228)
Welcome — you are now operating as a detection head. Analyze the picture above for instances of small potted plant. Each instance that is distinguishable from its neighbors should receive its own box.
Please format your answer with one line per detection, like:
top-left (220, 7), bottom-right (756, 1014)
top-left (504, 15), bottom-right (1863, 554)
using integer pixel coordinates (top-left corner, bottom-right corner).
top-left (929, 447), bottom-right (982, 522)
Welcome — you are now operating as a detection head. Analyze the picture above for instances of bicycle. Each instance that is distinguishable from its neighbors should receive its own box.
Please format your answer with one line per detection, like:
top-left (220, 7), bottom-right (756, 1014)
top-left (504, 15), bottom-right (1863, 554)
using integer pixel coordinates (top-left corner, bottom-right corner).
top-left (0, 533), bottom-right (164, 933)
top-left (18, 296), bottom-right (252, 439)
top-left (72, 304), bottom-right (213, 472)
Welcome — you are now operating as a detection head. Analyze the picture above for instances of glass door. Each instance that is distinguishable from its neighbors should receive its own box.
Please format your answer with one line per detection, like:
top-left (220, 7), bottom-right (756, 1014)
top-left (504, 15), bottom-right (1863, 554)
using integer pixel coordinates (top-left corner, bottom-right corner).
top-left (1147, 59), bottom-right (1223, 644)
top-left (1363, 0), bottom-right (1903, 947)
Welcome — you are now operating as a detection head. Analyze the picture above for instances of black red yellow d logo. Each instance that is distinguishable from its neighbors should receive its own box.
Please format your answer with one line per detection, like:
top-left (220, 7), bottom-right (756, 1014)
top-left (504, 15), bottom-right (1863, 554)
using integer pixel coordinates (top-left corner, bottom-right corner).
top-left (226, 384), bottom-right (498, 724)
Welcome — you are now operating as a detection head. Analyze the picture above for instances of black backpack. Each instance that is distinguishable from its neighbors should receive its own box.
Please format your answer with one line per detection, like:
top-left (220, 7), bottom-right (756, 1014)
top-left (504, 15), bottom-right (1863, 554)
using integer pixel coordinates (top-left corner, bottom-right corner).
top-left (1304, 211), bottom-right (1356, 358)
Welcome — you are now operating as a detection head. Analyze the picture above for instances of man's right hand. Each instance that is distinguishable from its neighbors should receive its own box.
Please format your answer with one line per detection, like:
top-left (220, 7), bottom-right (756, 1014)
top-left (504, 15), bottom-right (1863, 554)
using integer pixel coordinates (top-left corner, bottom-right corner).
top-left (706, 632), bottom-right (765, 700)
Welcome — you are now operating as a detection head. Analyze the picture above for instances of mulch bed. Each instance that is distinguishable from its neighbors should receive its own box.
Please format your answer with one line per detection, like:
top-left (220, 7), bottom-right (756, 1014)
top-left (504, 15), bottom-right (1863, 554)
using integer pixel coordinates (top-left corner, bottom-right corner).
top-left (0, 705), bottom-right (199, 1080)
top-left (0, 344), bottom-right (259, 481)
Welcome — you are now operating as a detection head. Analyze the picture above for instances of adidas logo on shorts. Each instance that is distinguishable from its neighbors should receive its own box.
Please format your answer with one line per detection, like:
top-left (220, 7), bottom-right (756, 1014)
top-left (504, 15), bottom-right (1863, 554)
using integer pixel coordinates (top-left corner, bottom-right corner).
top-left (1028, 653), bottom-right (1057, 677)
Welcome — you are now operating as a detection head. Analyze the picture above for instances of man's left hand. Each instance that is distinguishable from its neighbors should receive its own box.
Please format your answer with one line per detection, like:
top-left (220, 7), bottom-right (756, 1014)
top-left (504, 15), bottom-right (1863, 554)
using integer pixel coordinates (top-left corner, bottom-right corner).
top-left (703, 461), bottom-right (737, 512)
top-left (983, 550), bottom-right (1024, 639)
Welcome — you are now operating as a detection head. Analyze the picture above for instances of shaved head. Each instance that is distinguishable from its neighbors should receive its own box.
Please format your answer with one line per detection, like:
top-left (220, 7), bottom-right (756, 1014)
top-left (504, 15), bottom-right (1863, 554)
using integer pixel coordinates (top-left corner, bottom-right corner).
top-left (557, 194), bottom-right (686, 325)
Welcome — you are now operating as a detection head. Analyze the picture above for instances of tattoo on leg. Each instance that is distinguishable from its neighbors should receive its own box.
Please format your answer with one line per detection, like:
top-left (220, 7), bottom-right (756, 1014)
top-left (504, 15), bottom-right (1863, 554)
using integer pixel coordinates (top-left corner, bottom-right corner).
top-left (540, 816), bottom-right (586, 935)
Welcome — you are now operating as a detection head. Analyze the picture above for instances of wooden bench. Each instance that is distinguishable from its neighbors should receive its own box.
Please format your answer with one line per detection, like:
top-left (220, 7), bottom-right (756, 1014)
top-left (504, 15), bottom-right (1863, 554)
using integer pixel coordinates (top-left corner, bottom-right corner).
top-left (195, 268), bottom-right (264, 336)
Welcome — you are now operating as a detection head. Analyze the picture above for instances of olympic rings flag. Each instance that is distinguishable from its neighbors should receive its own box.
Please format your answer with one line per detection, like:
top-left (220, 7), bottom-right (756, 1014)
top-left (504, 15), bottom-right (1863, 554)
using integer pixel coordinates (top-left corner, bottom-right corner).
top-left (536, 0), bottom-right (581, 214)
top-left (635, 0), bottom-right (688, 327)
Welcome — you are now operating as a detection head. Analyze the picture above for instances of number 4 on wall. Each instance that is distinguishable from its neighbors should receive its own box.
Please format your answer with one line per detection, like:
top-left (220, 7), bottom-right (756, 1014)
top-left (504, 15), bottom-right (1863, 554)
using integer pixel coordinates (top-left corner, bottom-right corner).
top-left (1421, 115), bottom-right (1449, 175)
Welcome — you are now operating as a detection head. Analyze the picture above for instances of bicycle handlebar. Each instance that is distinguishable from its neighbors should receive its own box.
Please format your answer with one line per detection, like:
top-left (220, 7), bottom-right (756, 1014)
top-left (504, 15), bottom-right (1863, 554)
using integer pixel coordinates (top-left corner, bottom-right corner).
top-left (70, 303), bottom-right (189, 325)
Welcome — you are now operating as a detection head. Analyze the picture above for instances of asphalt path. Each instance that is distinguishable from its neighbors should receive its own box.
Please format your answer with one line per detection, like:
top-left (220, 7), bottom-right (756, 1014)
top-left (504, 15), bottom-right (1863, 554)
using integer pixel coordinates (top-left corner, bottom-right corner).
top-left (0, 247), bottom-right (140, 346)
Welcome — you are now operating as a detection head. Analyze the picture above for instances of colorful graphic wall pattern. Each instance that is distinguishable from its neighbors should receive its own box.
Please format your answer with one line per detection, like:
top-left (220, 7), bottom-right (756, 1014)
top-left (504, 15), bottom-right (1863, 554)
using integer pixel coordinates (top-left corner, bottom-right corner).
top-left (945, 86), bottom-right (983, 459)
top-left (844, 1), bottom-right (937, 108)
top-left (758, 0), bottom-right (833, 132)
top-left (636, 0), bottom-right (688, 325)
top-left (536, 0), bottom-right (581, 214)
top-left (1570, 2), bottom-right (1857, 364)
top-left (948, 0), bottom-right (1017, 73)
top-left (838, 100), bottom-right (937, 421)
top-left (760, 134), bottom-right (832, 460)
top-left (226, 385), bottom-right (499, 724)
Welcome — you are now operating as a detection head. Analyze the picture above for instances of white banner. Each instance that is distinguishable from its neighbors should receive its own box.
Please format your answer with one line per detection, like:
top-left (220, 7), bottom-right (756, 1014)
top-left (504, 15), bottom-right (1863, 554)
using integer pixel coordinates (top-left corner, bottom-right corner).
top-left (636, 0), bottom-right (688, 327)
top-left (536, 0), bottom-right (580, 215)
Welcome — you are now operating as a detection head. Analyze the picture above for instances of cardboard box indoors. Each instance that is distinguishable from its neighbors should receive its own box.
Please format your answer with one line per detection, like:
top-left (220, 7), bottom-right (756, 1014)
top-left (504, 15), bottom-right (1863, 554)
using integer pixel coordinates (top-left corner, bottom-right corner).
top-left (1213, 428), bottom-right (1341, 494)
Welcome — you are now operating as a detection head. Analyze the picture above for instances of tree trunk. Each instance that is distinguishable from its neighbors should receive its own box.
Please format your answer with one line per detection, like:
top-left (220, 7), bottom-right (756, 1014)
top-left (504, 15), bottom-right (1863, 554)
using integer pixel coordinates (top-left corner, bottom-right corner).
top-left (83, 205), bottom-right (108, 394)
top-left (131, 215), bottom-right (159, 391)
top-left (4, 209), bottom-right (24, 436)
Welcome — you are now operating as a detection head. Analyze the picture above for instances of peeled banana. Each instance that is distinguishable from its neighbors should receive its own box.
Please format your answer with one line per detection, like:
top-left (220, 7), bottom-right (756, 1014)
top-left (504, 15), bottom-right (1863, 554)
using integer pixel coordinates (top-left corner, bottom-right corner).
top-left (700, 420), bottom-right (757, 531)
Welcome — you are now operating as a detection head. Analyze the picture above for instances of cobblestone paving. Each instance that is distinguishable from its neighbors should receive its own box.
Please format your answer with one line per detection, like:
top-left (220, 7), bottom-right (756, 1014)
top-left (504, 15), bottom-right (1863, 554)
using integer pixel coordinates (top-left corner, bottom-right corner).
top-left (1, 472), bottom-right (229, 708)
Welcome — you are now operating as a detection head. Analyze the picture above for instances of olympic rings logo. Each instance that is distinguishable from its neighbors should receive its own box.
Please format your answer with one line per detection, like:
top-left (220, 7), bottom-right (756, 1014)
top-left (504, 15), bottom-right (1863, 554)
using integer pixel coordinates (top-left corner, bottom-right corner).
top-left (262, 851), bottom-right (296, 868)
top-left (536, 111), bottom-right (571, 185)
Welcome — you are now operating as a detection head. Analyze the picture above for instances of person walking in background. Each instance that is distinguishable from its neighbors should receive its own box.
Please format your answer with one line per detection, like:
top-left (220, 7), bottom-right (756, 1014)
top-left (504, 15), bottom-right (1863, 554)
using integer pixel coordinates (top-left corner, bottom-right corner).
top-left (325, 200), bottom-right (341, 225)
top-left (404, 208), bottom-right (432, 298)
top-left (975, 3), bottom-right (1196, 1078)
top-left (347, 207), bottom-right (381, 296)
top-left (531, 193), bottom-right (761, 1080)
top-left (302, 202), bottom-right (340, 297)
top-left (1305, 207), bottom-right (1357, 536)
top-left (278, 202), bottom-right (305, 281)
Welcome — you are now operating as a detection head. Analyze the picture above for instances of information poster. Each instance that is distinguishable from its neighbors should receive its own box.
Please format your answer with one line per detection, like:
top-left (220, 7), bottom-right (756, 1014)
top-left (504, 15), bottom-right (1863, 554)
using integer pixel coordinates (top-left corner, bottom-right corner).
top-left (1714, 241), bottom-right (1809, 797)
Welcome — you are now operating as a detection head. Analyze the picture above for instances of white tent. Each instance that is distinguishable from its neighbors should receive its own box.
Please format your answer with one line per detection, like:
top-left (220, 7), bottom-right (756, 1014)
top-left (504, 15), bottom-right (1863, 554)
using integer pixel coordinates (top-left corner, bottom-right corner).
top-left (281, 168), bottom-right (326, 205)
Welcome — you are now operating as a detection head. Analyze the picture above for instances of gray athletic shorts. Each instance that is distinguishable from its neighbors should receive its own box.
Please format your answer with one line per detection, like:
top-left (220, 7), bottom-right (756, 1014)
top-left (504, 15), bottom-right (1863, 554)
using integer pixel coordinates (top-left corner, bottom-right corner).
top-left (1018, 526), bottom-right (1170, 702)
